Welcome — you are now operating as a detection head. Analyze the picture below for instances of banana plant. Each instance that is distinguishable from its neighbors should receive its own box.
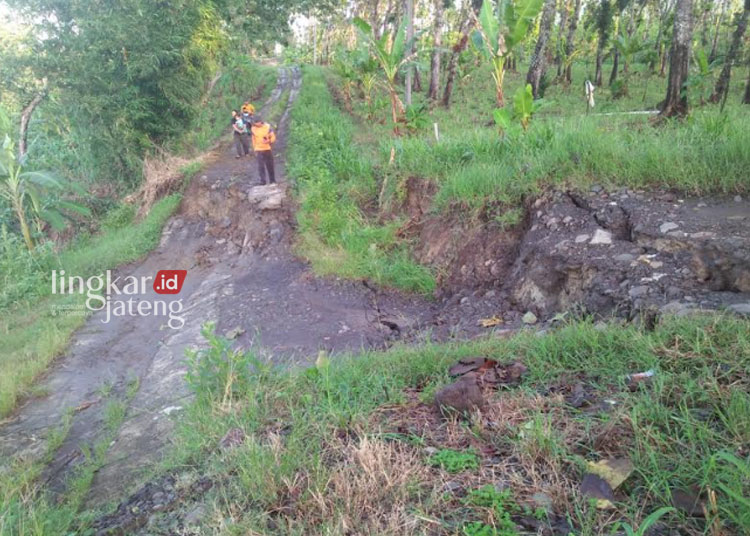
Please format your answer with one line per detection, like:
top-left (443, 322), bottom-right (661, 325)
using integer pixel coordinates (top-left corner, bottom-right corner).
top-left (0, 135), bottom-right (89, 250)
top-left (353, 16), bottom-right (413, 131)
top-left (493, 83), bottom-right (543, 134)
top-left (472, 0), bottom-right (544, 106)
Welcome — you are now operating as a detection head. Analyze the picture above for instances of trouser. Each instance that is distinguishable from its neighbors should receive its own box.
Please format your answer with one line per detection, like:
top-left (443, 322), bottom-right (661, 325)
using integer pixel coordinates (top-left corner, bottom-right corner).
top-left (256, 150), bottom-right (275, 184)
top-left (234, 132), bottom-right (250, 157)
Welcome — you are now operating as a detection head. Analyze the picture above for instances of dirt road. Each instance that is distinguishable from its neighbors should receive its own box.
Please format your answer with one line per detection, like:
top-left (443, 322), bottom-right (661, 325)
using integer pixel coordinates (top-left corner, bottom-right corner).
top-left (0, 67), bottom-right (451, 506)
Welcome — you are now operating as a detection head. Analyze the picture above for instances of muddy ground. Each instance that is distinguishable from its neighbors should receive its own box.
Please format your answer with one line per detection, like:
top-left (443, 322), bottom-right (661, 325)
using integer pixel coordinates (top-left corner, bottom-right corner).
top-left (1, 66), bottom-right (749, 534)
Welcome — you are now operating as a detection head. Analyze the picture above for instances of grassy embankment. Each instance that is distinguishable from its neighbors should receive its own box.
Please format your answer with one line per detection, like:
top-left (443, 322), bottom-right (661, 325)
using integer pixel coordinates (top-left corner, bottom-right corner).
top-left (286, 64), bottom-right (750, 295)
top-left (144, 314), bottom-right (749, 535)
top-left (0, 63), bottom-right (277, 418)
top-left (360, 61), bottom-right (750, 215)
top-left (286, 66), bottom-right (435, 294)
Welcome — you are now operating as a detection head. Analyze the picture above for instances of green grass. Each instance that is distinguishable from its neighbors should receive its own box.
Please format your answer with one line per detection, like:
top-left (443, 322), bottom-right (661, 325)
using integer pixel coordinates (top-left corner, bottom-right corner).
top-left (267, 87), bottom-right (291, 126)
top-left (428, 448), bottom-right (480, 473)
top-left (287, 66), bottom-right (435, 294)
top-left (384, 109), bottom-right (750, 212)
top-left (284, 60), bottom-right (750, 290)
top-left (350, 62), bottom-right (750, 215)
top-left (69, 313), bottom-right (747, 536)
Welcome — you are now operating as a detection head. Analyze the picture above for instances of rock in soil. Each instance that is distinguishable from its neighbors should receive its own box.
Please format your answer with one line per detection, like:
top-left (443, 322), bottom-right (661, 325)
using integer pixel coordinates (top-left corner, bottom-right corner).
top-left (434, 377), bottom-right (484, 416)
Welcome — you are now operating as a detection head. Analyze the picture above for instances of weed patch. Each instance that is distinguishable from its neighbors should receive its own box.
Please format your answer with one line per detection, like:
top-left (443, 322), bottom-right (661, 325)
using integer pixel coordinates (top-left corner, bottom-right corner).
top-left (429, 448), bottom-right (480, 473)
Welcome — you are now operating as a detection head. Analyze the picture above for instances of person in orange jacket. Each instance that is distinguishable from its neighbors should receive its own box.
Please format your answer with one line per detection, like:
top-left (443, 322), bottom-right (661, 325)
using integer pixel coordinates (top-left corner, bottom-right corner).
top-left (250, 116), bottom-right (277, 184)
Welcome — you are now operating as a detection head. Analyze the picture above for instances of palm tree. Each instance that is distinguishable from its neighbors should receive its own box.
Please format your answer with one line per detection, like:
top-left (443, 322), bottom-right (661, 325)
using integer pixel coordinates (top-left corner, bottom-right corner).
top-left (526, 0), bottom-right (557, 98)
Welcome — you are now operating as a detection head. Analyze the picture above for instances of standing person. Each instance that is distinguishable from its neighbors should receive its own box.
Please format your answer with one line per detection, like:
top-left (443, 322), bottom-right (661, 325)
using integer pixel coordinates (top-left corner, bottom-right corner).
top-left (250, 116), bottom-right (276, 184)
top-left (241, 101), bottom-right (255, 127)
top-left (231, 109), bottom-right (250, 159)
top-left (241, 101), bottom-right (255, 115)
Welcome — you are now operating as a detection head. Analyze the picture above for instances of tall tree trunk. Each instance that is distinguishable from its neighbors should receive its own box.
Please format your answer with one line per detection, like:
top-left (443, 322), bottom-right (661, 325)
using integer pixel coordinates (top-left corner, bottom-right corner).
top-left (19, 92), bottom-right (45, 158)
top-left (428, 0), bottom-right (444, 101)
top-left (526, 0), bottom-right (556, 98)
top-left (312, 16), bottom-right (318, 65)
top-left (710, 0), bottom-right (750, 103)
top-left (404, 0), bottom-right (414, 106)
top-left (659, 46), bottom-right (669, 77)
top-left (709, 0), bottom-right (728, 63)
top-left (414, 66), bottom-right (423, 92)
top-left (442, 6), bottom-right (471, 107)
top-left (381, 0), bottom-right (394, 38)
top-left (595, 48), bottom-right (604, 86)
top-left (699, 0), bottom-right (711, 46)
top-left (651, 9), bottom-right (663, 72)
top-left (655, 0), bottom-right (677, 76)
top-left (564, 0), bottom-right (582, 83)
top-left (370, 0), bottom-right (381, 39)
top-left (744, 60), bottom-right (750, 103)
top-left (556, 0), bottom-right (571, 78)
top-left (661, 0), bottom-right (694, 118)
top-left (609, 48), bottom-right (620, 85)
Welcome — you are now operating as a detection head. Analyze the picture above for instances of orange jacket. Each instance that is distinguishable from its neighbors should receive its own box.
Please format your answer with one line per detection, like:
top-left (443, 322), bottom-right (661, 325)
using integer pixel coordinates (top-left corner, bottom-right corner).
top-left (251, 123), bottom-right (276, 151)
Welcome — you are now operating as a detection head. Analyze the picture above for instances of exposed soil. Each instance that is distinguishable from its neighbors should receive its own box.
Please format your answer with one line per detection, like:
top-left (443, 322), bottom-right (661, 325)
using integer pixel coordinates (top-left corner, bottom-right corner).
top-left (403, 178), bottom-right (750, 323)
top-left (2, 66), bottom-right (749, 533)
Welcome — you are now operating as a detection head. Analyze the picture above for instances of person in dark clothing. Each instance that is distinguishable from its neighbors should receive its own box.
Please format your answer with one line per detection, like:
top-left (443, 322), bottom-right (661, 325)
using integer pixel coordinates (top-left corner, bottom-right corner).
top-left (250, 116), bottom-right (276, 184)
top-left (231, 110), bottom-right (250, 158)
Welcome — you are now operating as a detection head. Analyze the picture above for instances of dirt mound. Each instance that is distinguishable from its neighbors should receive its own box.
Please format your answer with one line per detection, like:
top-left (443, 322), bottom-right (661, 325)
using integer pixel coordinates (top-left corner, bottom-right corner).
top-left (179, 175), bottom-right (293, 261)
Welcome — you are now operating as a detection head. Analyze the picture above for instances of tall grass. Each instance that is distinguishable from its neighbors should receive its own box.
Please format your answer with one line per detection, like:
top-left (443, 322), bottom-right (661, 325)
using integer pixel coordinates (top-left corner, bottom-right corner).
top-left (329, 60), bottom-right (749, 214)
top-left (384, 110), bottom-right (750, 212)
top-left (287, 66), bottom-right (435, 294)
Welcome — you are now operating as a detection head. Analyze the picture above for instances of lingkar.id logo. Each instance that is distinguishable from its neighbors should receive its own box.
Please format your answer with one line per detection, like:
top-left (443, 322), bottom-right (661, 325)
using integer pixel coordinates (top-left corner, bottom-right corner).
top-left (52, 269), bottom-right (187, 329)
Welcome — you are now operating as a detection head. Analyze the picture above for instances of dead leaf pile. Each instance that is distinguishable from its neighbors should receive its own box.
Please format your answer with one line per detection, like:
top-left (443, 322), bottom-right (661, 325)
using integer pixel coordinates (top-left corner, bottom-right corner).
top-left (448, 357), bottom-right (528, 388)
